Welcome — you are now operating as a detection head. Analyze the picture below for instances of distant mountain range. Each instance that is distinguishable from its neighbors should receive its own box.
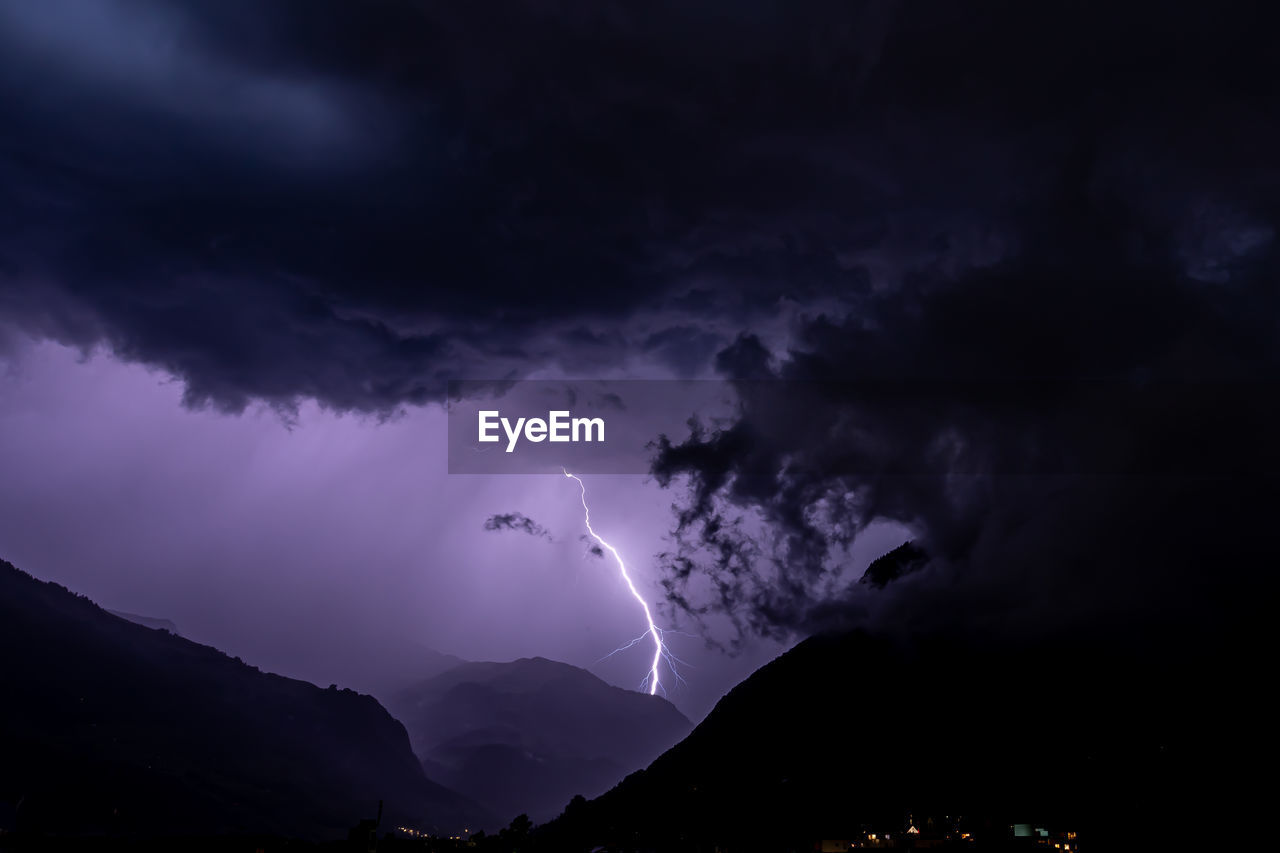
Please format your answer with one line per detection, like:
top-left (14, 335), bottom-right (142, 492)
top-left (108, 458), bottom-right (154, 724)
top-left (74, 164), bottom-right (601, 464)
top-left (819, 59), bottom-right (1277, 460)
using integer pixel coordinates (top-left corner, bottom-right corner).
top-left (0, 558), bottom-right (489, 840)
top-left (106, 609), bottom-right (180, 635)
top-left (283, 633), bottom-right (466, 702)
top-left (389, 657), bottom-right (692, 825)
top-left (16, 546), bottom-right (1245, 850)
top-left (0, 557), bottom-right (695, 839)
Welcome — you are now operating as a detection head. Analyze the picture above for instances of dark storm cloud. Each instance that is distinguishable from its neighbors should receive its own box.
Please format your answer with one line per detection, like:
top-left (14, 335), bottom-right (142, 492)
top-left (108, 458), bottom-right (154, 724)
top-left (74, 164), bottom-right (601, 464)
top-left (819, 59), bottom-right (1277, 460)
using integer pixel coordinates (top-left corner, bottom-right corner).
top-left (0, 0), bottom-right (890, 410)
top-left (3, 0), bottom-right (1278, 655)
top-left (8, 1), bottom-right (1272, 414)
top-left (652, 150), bottom-right (1280, 648)
top-left (483, 512), bottom-right (553, 542)
top-left (642, 327), bottom-right (724, 377)
top-left (619, 2), bottom-right (1280, 651)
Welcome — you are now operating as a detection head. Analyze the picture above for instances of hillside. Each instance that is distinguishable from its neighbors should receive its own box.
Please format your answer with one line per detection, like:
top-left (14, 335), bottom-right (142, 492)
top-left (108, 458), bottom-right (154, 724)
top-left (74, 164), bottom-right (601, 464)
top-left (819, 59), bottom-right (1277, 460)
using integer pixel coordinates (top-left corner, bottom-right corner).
top-left (542, 627), bottom-right (1251, 850)
top-left (389, 657), bottom-right (692, 825)
top-left (0, 559), bottom-right (488, 840)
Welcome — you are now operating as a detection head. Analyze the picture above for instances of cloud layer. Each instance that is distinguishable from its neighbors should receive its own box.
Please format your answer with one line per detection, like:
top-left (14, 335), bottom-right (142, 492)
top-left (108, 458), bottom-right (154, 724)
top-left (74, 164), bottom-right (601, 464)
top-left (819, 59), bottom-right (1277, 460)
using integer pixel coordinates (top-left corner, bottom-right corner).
top-left (484, 512), bottom-right (554, 541)
top-left (5, 1), bottom-right (1272, 414)
top-left (3, 1), bottom-right (1277, 657)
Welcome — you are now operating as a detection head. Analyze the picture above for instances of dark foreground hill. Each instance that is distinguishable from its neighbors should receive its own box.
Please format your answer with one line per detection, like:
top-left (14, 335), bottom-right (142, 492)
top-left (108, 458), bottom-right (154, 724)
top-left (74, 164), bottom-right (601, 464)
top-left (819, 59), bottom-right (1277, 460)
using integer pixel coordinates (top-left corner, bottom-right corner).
top-left (542, 626), bottom-right (1259, 851)
top-left (389, 657), bottom-right (692, 826)
top-left (0, 559), bottom-right (488, 840)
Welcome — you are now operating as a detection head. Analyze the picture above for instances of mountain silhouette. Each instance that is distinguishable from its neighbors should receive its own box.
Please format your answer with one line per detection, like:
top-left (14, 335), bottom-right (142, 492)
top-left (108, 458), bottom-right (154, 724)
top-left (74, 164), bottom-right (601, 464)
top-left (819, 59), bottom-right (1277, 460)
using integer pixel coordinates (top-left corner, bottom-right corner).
top-left (0, 558), bottom-right (489, 840)
top-left (858, 541), bottom-right (927, 589)
top-left (281, 633), bottom-right (465, 702)
top-left (389, 656), bottom-right (692, 826)
top-left (105, 610), bottom-right (180, 635)
top-left (543, 626), bottom-right (1251, 850)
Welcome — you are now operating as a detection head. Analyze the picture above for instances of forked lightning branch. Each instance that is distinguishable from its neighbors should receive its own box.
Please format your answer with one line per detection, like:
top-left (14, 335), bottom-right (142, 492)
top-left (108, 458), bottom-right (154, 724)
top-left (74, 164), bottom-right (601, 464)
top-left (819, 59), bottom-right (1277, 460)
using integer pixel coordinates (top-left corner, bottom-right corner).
top-left (473, 407), bottom-right (680, 695)
top-left (477, 410), bottom-right (605, 453)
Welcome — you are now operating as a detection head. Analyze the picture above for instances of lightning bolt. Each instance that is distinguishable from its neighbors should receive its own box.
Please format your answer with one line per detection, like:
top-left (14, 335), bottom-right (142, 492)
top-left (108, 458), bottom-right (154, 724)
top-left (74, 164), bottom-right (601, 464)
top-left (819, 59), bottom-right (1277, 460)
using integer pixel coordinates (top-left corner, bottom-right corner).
top-left (564, 468), bottom-right (674, 697)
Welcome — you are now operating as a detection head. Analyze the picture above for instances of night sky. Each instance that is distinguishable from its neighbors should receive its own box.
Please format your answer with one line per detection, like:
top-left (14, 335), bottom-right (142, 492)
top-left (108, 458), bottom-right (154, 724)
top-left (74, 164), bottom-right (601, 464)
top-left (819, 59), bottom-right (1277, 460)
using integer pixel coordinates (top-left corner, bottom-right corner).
top-left (1, 1), bottom-right (1277, 720)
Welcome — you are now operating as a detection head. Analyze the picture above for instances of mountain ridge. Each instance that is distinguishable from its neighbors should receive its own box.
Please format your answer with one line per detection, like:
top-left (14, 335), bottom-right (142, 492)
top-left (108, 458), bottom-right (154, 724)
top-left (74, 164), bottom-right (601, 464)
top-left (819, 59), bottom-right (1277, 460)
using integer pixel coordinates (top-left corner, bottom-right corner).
top-left (390, 655), bottom-right (692, 826)
top-left (543, 625), bottom-right (1250, 850)
top-left (106, 609), bottom-right (180, 635)
top-left (0, 558), bottom-right (489, 840)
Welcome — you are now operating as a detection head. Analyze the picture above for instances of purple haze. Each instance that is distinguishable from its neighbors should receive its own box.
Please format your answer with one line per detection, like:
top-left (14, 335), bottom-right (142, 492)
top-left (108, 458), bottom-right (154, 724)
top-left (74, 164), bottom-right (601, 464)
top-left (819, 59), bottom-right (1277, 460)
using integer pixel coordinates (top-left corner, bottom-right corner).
top-left (0, 336), bottom-right (910, 719)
